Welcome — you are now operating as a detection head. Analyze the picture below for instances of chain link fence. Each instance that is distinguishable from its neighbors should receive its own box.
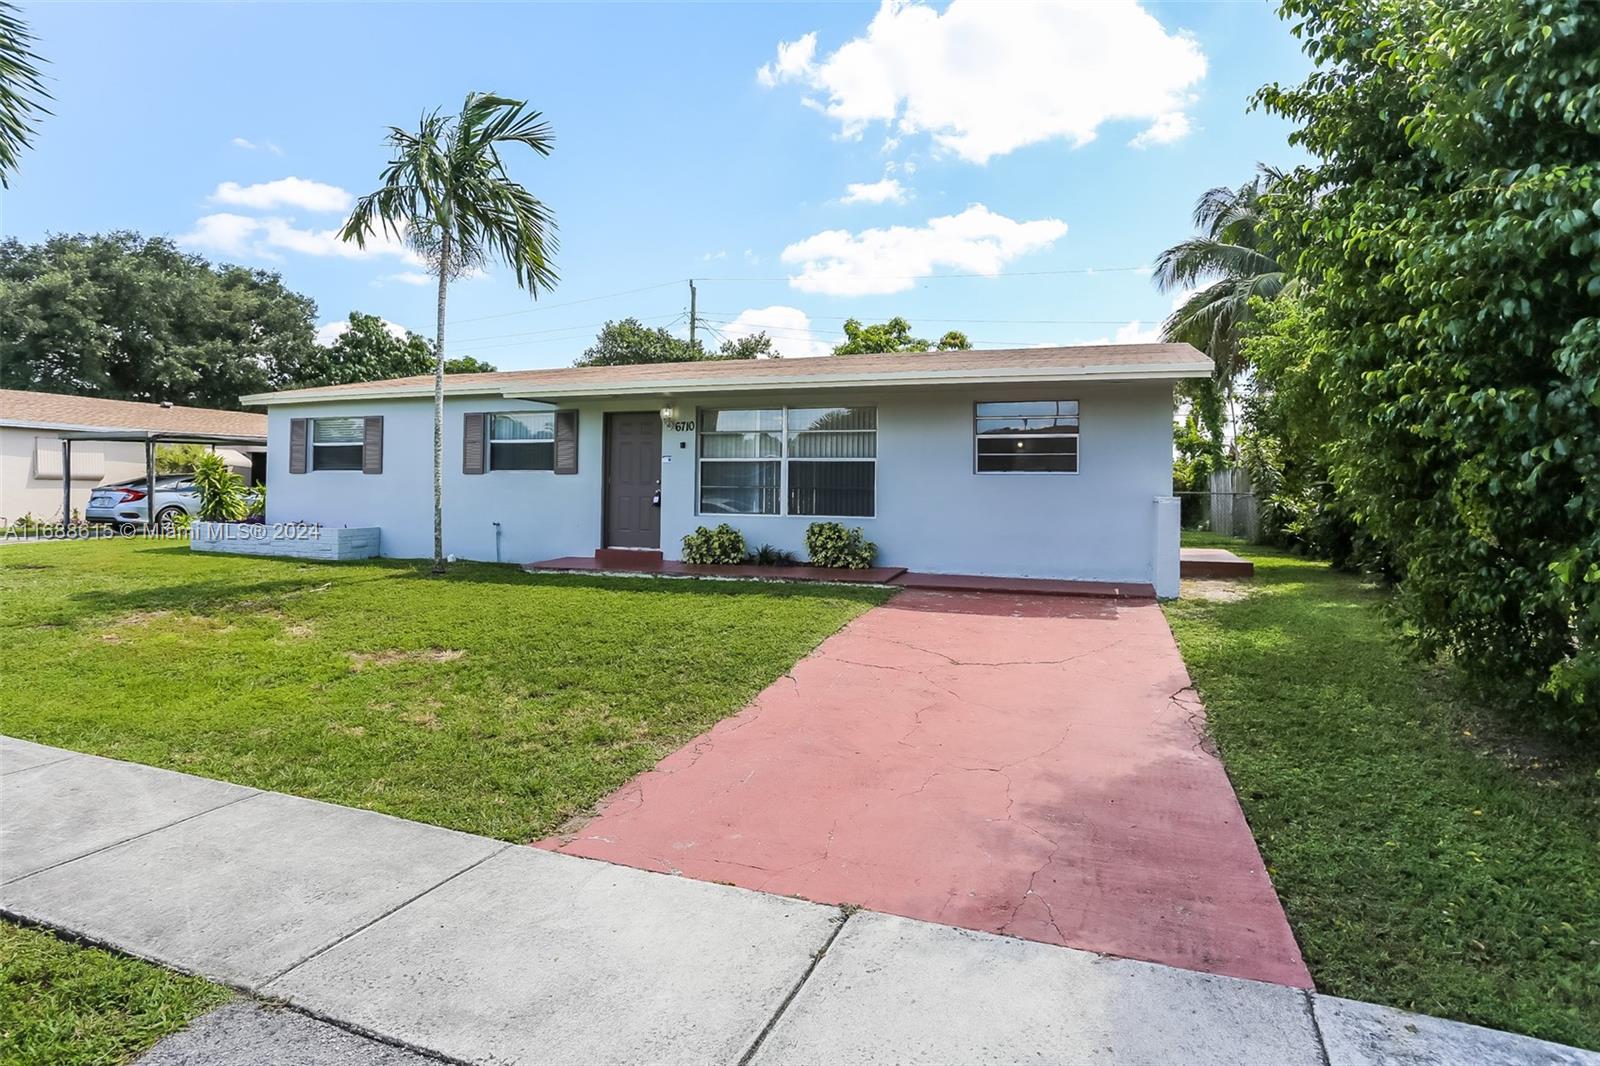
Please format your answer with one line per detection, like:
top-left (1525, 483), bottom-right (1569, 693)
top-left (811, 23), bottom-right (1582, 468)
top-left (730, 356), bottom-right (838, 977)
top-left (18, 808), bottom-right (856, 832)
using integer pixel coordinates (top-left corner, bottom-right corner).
top-left (1177, 469), bottom-right (1260, 541)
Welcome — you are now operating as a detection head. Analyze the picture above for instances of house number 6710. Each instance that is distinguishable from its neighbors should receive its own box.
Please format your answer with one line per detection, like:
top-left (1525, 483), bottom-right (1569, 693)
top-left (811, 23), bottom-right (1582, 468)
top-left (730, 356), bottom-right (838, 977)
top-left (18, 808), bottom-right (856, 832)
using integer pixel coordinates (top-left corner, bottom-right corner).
top-left (672, 420), bottom-right (696, 432)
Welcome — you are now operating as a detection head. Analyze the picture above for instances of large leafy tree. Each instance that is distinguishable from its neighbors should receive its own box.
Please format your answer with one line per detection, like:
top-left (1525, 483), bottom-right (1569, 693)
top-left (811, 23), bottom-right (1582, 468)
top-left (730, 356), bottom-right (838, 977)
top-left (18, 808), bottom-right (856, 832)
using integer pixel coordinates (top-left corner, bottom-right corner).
top-left (577, 318), bottom-right (700, 366)
top-left (341, 92), bottom-right (558, 573)
top-left (832, 317), bottom-right (969, 355)
top-left (0, 232), bottom-right (317, 408)
top-left (442, 354), bottom-right (497, 374)
top-left (1258, 0), bottom-right (1600, 732)
top-left (575, 318), bottom-right (768, 366)
top-left (282, 313), bottom-right (439, 388)
top-left (1152, 166), bottom-right (1287, 458)
top-left (0, 1), bottom-right (49, 186)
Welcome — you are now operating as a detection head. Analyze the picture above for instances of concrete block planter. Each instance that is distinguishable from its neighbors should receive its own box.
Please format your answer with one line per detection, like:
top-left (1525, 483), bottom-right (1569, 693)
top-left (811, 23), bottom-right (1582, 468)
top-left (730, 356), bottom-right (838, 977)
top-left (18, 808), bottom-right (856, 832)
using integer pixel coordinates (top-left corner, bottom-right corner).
top-left (190, 522), bottom-right (380, 562)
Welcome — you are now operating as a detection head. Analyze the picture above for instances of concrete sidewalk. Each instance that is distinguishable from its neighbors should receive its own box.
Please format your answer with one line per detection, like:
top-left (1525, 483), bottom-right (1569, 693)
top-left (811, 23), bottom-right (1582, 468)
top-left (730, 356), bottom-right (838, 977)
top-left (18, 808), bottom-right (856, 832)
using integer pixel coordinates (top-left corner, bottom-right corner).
top-left (3, 736), bottom-right (1594, 1066)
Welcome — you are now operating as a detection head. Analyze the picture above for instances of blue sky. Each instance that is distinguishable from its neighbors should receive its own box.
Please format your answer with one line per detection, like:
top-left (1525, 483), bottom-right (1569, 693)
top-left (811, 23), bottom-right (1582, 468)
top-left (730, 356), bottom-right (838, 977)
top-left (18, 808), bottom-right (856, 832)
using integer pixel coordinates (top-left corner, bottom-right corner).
top-left (8, 1), bottom-right (1310, 368)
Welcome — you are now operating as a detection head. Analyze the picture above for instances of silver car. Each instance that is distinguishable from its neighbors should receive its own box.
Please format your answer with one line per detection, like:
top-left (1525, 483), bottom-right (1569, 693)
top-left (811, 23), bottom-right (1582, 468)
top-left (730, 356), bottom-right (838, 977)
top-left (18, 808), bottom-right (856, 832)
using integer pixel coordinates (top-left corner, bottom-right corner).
top-left (86, 476), bottom-right (200, 530)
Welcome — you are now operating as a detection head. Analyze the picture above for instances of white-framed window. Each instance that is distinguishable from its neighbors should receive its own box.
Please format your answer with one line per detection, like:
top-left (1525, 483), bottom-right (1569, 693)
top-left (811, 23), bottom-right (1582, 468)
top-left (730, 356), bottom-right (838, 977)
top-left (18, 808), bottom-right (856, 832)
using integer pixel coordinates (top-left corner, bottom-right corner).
top-left (974, 400), bottom-right (1079, 474)
top-left (311, 417), bottom-right (364, 471)
top-left (698, 406), bottom-right (877, 517)
top-left (698, 408), bottom-right (783, 515)
top-left (489, 412), bottom-right (556, 471)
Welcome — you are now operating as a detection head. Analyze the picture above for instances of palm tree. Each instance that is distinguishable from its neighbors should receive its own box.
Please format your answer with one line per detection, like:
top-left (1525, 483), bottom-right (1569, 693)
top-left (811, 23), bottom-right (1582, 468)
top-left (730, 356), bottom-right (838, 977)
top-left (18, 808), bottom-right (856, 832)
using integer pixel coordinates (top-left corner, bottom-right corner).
top-left (341, 93), bottom-right (558, 572)
top-left (1152, 164), bottom-right (1286, 457)
top-left (0, 1), bottom-right (51, 187)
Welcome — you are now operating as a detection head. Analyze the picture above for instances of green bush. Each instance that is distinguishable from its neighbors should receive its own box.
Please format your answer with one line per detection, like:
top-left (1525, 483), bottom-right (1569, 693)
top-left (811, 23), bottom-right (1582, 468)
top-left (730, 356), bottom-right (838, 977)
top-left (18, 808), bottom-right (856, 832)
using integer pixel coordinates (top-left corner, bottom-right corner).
top-left (748, 543), bottom-right (800, 566)
top-left (681, 523), bottom-right (747, 565)
top-left (804, 522), bottom-right (876, 569)
top-left (190, 453), bottom-right (248, 523)
top-left (1258, 0), bottom-right (1600, 735)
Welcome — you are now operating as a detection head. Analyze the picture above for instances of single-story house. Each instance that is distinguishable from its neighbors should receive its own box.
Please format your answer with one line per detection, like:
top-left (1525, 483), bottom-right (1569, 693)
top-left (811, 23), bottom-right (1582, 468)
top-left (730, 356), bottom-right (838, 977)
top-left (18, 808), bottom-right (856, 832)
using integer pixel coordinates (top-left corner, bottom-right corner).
top-left (240, 343), bottom-right (1210, 595)
top-left (0, 390), bottom-right (266, 524)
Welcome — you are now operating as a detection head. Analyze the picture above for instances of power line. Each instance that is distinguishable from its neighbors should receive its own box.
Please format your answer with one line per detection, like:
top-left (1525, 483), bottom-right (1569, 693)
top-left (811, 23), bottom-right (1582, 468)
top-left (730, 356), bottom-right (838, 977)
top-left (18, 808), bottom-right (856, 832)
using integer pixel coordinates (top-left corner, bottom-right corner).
top-left (701, 311), bottom-right (1149, 326)
top-left (442, 263), bottom-right (1152, 328)
top-left (456, 312), bottom-right (691, 355)
top-left (694, 265), bottom-right (1158, 281)
top-left (450, 279), bottom-right (685, 325)
top-left (453, 311), bottom-right (682, 346)
top-left (697, 317), bottom-right (1048, 350)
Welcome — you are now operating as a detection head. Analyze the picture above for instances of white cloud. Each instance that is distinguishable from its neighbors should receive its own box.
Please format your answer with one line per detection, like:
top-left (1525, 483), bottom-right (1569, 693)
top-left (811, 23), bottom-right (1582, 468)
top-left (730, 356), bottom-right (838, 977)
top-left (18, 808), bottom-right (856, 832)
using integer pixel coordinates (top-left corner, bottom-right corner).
top-left (179, 213), bottom-right (418, 264)
top-left (212, 177), bottom-right (352, 213)
top-left (231, 137), bottom-right (282, 155)
top-left (1129, 111), bottom-right (1191, 149)
top-left (315, 318), bottom-right (410, 347)
top-left (379, 271), bottom-right (433, 286)
top-left (759, 0), bottom-right (1206, 163)
top-left (718, 306), bottom-right (833, 358)
top-left (1075, 319), bottom-right (1163, 346)
top-left (1115, 320), bottom-right (1161, 343)
top-left (840, 176), bottom-right (907, 205)
top-left (757, 32), bottom-right (819, 88)
top-left (176, 213), bottom-right (263, 258)
top-left (779, 203), bottom-right (1067, 296)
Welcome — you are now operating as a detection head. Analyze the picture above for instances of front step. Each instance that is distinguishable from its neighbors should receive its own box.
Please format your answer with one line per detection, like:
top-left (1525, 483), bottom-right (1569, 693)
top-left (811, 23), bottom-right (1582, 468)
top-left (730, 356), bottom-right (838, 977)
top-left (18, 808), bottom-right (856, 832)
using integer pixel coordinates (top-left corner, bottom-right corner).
top-left (1178, 547), bottom-right (1255, 579)
top-left (594, 547), bottom-right (664, 568)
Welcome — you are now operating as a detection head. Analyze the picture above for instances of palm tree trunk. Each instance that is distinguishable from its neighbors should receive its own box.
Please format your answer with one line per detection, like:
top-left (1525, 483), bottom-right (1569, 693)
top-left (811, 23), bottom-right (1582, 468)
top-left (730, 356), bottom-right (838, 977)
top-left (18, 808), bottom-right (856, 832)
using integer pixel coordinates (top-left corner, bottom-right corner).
top-left (431, 234), bottom-right (450, 574)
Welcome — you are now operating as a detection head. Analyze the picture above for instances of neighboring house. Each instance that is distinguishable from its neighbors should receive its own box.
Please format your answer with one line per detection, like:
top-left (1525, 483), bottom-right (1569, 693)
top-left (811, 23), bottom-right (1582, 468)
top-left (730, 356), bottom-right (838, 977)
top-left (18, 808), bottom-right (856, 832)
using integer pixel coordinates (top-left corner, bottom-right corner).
top-left (0, 390), bottom-right (266, 524)
top-left (242, 344), bottom-right (1210, 595)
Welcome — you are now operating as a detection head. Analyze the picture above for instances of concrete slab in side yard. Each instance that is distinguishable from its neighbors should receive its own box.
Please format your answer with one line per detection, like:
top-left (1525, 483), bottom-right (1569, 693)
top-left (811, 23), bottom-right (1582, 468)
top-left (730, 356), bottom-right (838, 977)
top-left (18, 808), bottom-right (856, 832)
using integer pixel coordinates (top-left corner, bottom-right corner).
top-left (545, 588), bottom-right (1311, 988)
top-left (1315, 996), bottom-right (1600, 1066)
top-left (266, 846), bottom-right (841, 1066)
top-left (0, 789), bottom-right (503, 985)
top-left (1, 754), bottom-right (255, 882)
top-left (136, 1001), bottom-right (437, 1066)
top-left (0, 735), bottom-right (81, 775)
top-left (751, 910), bottom-right (1324, 1066)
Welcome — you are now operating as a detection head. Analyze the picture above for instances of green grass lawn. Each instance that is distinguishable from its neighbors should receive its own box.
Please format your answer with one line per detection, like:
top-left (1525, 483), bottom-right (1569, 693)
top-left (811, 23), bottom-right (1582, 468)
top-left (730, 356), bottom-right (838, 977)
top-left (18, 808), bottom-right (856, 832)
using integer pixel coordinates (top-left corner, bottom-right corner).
top-left (1166, 537), bottom-right (1600, 1050)
top-left (0, 922), bottom-right (228, 1066)
top-left (0, 539), bottom-right (887, 841)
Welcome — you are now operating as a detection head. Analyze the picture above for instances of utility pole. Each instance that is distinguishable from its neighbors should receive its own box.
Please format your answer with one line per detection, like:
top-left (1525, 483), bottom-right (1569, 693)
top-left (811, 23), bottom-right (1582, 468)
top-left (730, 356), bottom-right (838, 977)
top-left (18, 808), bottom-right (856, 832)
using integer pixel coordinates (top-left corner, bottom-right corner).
top-left (688, 279), bottom-right (698, 349)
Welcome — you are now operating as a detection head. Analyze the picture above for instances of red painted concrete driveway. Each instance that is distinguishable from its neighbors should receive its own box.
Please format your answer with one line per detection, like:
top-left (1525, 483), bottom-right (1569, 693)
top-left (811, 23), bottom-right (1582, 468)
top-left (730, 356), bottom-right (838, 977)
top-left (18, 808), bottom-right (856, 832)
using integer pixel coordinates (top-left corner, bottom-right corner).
top-left (540, 589), bottom-right (1310, 988)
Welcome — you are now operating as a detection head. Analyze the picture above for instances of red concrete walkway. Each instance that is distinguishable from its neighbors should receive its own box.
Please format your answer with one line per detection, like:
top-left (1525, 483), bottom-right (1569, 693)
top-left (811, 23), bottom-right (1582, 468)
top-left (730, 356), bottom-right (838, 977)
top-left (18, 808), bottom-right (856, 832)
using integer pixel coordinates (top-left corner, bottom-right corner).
top-left (539, 589), bottom-right (1310, 988)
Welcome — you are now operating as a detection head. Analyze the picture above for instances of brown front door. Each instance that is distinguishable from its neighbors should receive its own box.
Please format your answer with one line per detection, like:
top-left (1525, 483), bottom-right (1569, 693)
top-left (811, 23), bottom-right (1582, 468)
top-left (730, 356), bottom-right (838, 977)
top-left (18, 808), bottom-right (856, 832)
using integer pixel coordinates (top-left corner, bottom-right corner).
top-left (604, 412), bottom-right (663, 549)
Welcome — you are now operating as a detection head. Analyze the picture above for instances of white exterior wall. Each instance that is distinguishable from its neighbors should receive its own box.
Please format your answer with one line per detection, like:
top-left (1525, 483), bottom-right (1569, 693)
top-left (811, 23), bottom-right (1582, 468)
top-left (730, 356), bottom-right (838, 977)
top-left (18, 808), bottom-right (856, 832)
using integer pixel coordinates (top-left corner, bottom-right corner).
top-left (0, 428), bottom-right (249, 524)
top-left (264, 381), bottom-right (1177, 585)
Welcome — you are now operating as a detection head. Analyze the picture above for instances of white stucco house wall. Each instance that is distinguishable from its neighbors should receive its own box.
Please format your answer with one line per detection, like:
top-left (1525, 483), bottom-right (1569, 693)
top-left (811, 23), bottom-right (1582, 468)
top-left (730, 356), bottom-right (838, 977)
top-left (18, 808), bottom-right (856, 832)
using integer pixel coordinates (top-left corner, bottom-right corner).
top-left (0, 390), bottom-right (265, 524)
top-left (241, 344), bottom-right (1209, 596)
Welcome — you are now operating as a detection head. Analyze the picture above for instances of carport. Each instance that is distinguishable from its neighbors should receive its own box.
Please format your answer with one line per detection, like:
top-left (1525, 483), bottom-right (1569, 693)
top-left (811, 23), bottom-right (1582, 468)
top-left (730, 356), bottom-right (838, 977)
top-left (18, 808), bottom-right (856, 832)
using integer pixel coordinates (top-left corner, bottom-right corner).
top-left (58, 430), bottom-right (267, 526)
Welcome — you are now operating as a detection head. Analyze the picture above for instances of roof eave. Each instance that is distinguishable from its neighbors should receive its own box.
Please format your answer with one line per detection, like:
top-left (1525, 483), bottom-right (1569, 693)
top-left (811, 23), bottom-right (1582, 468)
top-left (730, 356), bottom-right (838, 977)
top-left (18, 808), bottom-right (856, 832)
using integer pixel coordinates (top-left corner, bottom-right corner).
top-left (241, 361), bottom-right (1212, 408)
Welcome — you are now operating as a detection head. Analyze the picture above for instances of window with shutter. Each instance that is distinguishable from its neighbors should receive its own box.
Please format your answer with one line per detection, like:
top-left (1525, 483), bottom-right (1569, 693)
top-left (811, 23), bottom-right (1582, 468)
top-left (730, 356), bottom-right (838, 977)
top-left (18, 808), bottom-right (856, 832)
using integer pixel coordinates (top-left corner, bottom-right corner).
top-left (362, 416), bottom-right (384, 474)
top-left (289, 419), bottom-right (308, 474)
top-left (463, 413), bottom-right (488, 475)
top-left (554, 410), bottom-right (579, 474)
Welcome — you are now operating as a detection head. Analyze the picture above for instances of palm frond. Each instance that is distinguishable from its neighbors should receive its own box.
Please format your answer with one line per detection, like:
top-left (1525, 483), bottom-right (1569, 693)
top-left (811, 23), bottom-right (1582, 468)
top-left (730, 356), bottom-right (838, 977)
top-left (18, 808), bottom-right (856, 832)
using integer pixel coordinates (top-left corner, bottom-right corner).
top-left (339, 93), bottom-right (556, 293)
top-left (0, 1), bottom-right (52, 188)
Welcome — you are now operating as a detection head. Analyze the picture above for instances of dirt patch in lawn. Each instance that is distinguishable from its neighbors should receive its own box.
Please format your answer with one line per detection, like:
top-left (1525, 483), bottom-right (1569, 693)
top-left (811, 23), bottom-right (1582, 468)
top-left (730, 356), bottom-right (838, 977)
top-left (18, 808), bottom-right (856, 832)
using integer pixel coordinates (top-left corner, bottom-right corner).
top-left (112, 610), bottom-right (173, 627)
top-left (347, 648), bottom-right (466, 671)
top-left (1182, 578), bottom-right (1253, 603)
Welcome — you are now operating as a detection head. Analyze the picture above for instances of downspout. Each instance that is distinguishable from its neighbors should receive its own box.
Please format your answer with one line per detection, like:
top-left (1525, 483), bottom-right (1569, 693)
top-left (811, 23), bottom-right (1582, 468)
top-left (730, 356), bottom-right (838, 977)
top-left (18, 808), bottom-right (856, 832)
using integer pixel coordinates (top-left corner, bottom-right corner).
top-left (493, 521), bottom-right (502, 564)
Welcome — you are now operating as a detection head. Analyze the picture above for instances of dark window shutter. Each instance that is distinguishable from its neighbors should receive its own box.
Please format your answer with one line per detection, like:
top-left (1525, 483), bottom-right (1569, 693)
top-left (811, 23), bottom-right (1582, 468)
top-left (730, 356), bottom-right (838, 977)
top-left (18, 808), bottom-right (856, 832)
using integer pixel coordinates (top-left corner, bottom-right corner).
top-left (289, 418), bottom-right (308, 474)
top-left (554, 410), bottom-right (579, 475)
top-left (362, 416), bottom-right (384, 474)
top-left (463, 413), bottom-right (487, 475)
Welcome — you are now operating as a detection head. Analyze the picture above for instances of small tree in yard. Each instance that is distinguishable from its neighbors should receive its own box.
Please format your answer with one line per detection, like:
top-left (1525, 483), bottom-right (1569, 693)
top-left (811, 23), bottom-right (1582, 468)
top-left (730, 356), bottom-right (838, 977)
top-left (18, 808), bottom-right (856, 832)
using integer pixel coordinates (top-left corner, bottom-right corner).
top-left (191, 452), bottom-right (247, 523)
top-left (340, 93), bottom-right (558, 573)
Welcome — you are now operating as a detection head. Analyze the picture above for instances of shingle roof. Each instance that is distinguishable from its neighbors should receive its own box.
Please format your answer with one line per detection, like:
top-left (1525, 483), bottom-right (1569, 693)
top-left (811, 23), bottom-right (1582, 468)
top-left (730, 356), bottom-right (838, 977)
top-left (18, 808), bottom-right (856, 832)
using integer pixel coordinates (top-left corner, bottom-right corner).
top-left (0, 389), bottom-right (268, 437)
top-left (241, 343), bottom-right (1211, 406)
